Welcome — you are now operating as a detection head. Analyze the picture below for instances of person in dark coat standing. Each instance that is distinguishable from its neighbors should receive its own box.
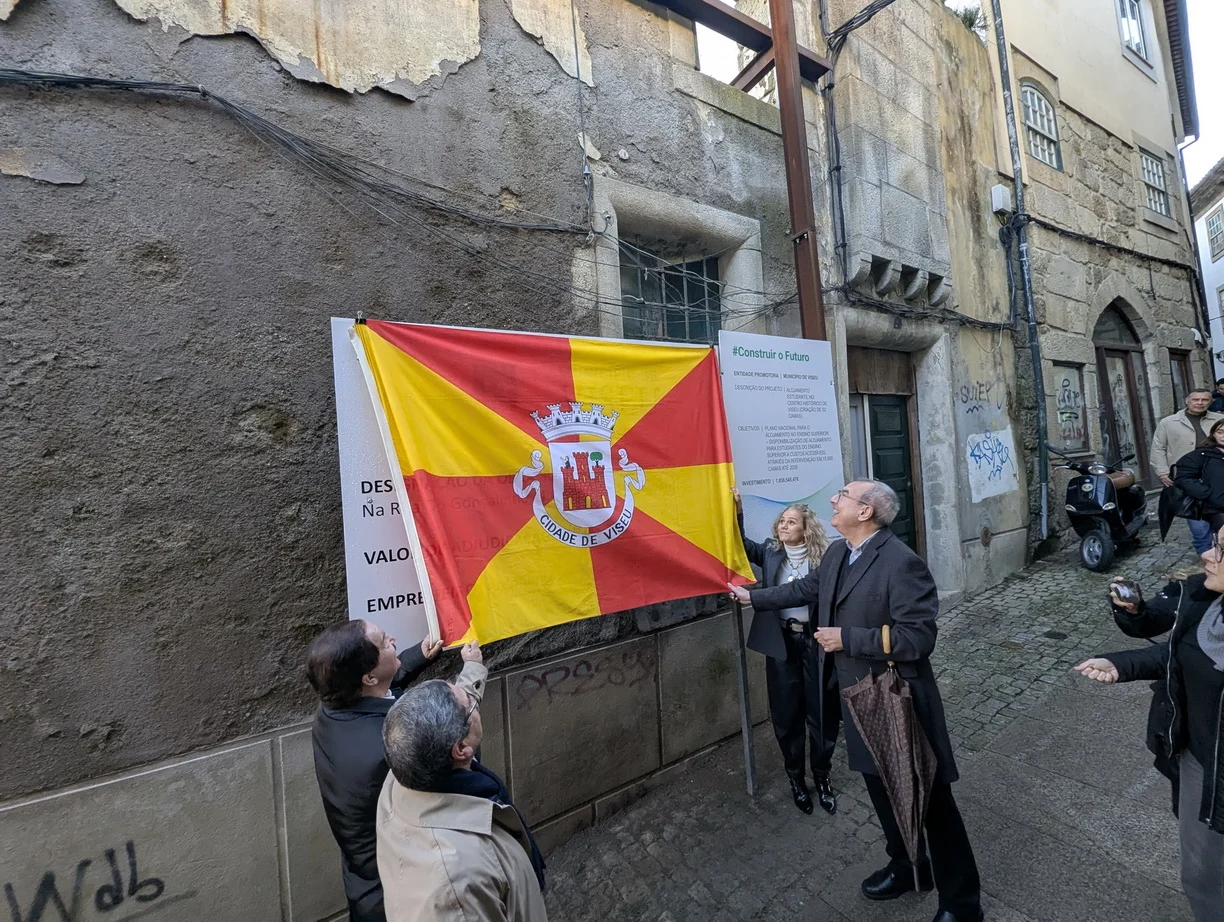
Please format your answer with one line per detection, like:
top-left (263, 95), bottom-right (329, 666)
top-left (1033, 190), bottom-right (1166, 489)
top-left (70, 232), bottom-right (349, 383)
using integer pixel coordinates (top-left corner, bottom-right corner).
top-left (1074, 533), bottom-right (1224, 922)
top-left (1174, 417), bottom-right (1224, 532)
top-left (730, 480), bottom-right (982, 922)
top-left (306, 620), bottom-right (486, 922)
top-left (734, 489), bottom-right (838, 815)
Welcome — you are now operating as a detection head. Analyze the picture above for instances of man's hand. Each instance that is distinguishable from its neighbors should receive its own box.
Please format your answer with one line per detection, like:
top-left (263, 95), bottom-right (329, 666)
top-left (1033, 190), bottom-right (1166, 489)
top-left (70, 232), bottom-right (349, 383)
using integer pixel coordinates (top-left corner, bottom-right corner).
top-left (461, 641), bottom-right (482, 664)
top-left (732, 487), bottom-right (742, 511)
top-left (1160, 473), bottom-right (1173, 487)
top-left (814, 627), bottom-right (843, 653)
top-left (727, 583), bottom-right (750, 604)
top-left (421, 638), bottom-right (444, 660)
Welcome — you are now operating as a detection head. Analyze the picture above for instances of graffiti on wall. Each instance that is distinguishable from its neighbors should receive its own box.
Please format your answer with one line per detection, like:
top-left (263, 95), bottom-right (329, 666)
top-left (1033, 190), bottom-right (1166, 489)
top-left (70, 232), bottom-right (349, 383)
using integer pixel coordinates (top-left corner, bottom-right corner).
top-left (3, 840), bottom-right (195, 922)
top-left (966, 426), bottom-right (1020, 502)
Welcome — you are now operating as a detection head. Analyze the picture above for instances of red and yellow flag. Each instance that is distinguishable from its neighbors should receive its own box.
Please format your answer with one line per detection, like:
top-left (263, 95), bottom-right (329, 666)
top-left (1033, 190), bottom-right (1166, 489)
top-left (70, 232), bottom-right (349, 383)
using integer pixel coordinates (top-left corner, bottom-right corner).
top-left (353, 320), bottom-right (754, 644)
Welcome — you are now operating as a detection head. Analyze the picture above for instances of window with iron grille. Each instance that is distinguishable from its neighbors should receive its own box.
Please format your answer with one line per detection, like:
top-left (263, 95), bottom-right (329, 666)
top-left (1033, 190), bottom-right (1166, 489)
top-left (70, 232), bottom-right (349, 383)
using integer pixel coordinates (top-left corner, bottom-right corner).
top-left (1139, 150), bottom-right (1170, 217)
top-left (1208, 208), bottom-right (1224, 260)
top-left (1118, 0), bottom-right (1148, 60)
top-left (619, 241), bottom-right (722, 344)
top-left (1020, 84), bottom-right (1061, 169)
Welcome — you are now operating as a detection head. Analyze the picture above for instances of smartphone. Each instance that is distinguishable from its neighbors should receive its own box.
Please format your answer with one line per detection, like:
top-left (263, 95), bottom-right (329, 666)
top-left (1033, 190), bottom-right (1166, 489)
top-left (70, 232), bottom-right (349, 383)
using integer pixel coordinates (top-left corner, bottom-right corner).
top-left (1111, 580), bottom-right (1139, 603)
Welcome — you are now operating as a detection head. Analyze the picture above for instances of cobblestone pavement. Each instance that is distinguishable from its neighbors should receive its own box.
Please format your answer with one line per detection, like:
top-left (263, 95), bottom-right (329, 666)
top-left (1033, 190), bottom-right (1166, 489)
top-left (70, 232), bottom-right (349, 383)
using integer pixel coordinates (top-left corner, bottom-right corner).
top-left (543, 526), bottom-right (1201, 922)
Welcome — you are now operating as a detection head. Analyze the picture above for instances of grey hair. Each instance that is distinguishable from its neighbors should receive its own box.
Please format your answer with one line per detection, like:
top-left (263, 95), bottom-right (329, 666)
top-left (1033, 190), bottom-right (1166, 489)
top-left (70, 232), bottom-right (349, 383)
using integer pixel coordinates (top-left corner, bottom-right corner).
top-left (383, 679), bottom-right (469, 791)
top-left (858, 480), bottom-right (900, 526)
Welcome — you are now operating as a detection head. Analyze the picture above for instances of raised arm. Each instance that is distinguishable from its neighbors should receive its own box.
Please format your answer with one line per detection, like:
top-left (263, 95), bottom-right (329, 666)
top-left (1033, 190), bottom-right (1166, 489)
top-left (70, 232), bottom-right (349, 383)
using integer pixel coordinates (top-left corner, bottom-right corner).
top-left (748, 569), bottom-right (819, 610)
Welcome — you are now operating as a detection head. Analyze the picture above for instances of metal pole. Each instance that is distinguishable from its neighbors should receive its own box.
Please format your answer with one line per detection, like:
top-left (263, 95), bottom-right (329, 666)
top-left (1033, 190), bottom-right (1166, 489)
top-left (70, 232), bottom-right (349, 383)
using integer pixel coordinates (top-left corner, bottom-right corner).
top-left (731, 599), bottom-right (758, 796)
top-left (768, 0), bottom-right (827, 341)
top-left (988, 0), bottom-right (1050, 538)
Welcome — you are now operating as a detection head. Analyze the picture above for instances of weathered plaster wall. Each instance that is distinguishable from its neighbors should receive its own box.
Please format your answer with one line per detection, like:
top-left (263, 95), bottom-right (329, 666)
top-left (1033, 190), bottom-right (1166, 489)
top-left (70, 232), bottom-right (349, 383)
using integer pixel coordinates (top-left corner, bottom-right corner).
top-left (0, 0), bottom-right (810, 802)
top-left (933, 4), bottom-right (1027, 592)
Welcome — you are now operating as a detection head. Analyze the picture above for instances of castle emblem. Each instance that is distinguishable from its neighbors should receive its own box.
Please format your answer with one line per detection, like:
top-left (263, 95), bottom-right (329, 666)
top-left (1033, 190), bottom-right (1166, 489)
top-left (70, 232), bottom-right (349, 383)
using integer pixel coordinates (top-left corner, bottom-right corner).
top-left (513, 402), bottom-right (646, 546)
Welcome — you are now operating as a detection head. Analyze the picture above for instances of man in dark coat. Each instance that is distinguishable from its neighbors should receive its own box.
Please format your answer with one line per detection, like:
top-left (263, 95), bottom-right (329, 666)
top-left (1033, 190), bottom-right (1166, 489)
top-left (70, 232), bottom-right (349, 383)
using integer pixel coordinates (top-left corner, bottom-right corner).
top-left (306, 620), bottom-right (486, 922)
top-left (731, 480), bottom-right (982, 922)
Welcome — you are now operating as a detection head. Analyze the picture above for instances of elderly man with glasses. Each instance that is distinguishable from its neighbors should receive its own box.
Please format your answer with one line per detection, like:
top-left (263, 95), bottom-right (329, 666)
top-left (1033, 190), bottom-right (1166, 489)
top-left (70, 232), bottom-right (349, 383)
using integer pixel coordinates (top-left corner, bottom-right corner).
top-left (730, 480), bottom-right (983, 922)
top-left (377, 677), bottom-right (547, 922)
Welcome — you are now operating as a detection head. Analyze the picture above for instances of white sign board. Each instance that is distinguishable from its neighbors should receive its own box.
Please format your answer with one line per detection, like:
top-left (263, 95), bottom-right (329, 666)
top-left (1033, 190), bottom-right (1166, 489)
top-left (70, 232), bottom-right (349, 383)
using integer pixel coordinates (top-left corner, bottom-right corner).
top-left (330, 317), bottom-right (429, 646)
top-left (718, 331), bottom-right (845, 542)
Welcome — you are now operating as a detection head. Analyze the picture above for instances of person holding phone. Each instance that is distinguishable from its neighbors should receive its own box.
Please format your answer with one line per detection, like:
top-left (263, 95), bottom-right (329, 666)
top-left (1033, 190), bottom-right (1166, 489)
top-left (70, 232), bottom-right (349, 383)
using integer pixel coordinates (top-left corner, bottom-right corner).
top-left (1074, 536), bottom-right (1224, 922)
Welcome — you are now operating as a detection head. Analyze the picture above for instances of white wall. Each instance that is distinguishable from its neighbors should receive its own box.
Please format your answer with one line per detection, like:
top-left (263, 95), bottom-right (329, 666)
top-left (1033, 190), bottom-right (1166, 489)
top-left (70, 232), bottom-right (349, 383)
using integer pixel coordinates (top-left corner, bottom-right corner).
top-left (1193, 196), bottom-right (1224, 377)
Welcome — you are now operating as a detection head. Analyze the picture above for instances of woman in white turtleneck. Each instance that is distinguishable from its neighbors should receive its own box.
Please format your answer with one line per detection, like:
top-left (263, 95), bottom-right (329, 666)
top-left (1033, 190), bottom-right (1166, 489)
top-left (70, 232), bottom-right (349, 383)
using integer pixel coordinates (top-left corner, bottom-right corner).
top-left (735, 490), bottom-right (838, 816)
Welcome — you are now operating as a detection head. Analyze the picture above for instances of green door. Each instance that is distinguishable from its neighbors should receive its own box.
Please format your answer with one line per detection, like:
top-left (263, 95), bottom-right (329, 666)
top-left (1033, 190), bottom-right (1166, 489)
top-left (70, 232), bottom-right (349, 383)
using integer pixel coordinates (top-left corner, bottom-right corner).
top-left (868, 395), bottom-right (918, 552)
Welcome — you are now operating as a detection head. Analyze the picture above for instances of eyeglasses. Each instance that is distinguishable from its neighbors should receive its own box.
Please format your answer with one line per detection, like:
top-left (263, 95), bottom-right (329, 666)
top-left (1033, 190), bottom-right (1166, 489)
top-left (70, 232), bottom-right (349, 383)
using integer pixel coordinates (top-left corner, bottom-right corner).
top-left (833, 488), bottom-right (870, 508)
top-left (1212, 533), bottom-right (1224, 563)
top-left (464, 696), bottom-right (480, 724)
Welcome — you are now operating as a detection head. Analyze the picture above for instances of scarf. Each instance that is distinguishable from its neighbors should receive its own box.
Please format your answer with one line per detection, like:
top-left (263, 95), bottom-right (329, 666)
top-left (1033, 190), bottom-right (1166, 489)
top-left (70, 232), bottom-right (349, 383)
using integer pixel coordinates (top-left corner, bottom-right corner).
top-left (434, 762), bottom-right (547, 892)
top-left (1197, 597), bottom-right (1224, 672)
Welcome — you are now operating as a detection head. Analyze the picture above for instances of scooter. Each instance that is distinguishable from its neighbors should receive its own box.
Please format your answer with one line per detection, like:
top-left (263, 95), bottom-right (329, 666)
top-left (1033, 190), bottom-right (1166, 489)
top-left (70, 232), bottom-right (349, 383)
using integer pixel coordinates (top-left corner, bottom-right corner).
top-left (1049, 446), bottom-right (1148, 572)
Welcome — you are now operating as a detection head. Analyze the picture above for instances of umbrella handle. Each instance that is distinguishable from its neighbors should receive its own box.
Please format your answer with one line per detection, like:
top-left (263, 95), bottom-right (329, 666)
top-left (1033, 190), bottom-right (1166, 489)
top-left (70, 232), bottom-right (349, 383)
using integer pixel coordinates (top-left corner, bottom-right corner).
top-left (882, 624), bottom-right (895, 667)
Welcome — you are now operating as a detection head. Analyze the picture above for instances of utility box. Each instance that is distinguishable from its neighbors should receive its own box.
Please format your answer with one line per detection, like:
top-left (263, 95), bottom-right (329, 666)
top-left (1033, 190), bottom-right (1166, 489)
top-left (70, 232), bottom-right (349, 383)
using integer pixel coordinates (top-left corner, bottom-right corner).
top-left (990, 184), bottom-right (1013, 215)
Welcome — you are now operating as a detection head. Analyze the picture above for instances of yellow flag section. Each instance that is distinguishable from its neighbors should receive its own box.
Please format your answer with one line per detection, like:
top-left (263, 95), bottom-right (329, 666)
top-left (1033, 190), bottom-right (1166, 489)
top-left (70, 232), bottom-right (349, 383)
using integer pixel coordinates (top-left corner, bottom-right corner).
top-left (353, 320), bottom-right (754, 644)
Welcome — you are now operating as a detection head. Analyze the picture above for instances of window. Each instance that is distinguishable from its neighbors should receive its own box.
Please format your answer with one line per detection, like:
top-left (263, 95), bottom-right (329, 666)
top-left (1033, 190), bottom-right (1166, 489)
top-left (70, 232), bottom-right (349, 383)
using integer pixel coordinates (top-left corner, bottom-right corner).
top-left (1020, 84), bottom-right (1061, 169)
top-left (619, 240), bottom-right (722, 344)
top-left (1169, 351), bottom-right (1193, 412)
top-left (1140, 150), bottom-right (1170, 217)
top-left (1053, 364), bottom-right (1089, 452)
top-left (1118, 0), bottom-right (1149, 61)
top-left (1208, 208), bottom-right (1224, 260)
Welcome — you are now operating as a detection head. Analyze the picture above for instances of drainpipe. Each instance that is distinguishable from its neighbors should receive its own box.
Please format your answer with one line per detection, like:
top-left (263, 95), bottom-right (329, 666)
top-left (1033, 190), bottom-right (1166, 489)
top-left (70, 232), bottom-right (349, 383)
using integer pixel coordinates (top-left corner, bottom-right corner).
top-left (988, 0), bottom-right (1050, 540)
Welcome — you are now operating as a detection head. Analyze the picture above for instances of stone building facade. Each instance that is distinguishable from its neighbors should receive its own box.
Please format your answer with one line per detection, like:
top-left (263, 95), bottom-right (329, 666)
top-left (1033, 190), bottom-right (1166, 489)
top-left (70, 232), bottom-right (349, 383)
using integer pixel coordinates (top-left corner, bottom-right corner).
top-left (0, 0), bottom-right (1201, 919)
top-left (1190, 157), bottom-right (1224, 377)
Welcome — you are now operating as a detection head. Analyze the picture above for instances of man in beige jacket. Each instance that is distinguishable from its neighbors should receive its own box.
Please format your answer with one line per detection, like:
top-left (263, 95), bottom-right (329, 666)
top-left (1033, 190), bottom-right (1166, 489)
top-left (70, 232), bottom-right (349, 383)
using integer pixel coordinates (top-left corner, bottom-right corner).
top-left (377, 679), bottom-right (546, 922)
top-left (1150, 387), bottom-right (1222, 552)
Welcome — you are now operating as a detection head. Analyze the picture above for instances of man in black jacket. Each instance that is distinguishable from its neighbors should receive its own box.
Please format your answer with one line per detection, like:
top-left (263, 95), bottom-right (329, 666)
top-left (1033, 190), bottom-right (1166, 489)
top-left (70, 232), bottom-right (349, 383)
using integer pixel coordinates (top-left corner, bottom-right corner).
top-left (731, 480), bottom-right (983, 922)
top-left (307, 620), bottom-right (486, 922)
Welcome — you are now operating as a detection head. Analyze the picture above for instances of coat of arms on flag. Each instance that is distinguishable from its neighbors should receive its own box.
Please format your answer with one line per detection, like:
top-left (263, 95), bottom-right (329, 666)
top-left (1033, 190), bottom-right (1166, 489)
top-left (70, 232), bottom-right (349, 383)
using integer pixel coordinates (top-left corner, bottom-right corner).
top-left (352, 320), bottom-right (753, 645)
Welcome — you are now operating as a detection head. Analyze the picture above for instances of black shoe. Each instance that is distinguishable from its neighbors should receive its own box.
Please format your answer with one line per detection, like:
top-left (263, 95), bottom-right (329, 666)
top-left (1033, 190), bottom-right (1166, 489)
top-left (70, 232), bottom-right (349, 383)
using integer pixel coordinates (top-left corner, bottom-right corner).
top-left (931, 911), bottom-right (983, 922)
top-left (813, 774), bottom-right (837, 815)
top-left (860, 863), bottom-right (934, 901)
top-left (788, 776), bottom-right (813, 815)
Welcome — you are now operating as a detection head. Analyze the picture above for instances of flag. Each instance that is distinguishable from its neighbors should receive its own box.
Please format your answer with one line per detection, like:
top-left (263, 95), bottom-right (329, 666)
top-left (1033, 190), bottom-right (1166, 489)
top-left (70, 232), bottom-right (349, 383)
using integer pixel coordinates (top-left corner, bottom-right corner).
top-left (351, 320), bottom-right (754, 645)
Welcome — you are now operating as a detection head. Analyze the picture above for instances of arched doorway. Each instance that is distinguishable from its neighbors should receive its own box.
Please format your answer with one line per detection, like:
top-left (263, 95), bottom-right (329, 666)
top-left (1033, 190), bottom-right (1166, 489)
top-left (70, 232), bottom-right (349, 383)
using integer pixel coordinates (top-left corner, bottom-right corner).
top-left (1094, 302), bottom-right (1156, 483)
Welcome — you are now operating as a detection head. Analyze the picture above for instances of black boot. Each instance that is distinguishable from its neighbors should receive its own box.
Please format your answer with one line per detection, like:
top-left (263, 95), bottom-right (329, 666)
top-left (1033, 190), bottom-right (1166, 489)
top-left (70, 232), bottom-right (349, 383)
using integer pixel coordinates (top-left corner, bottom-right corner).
top-left (787, 776), bottom-right (813, 815)
top-left (813, 773), bottom-right (837, 815)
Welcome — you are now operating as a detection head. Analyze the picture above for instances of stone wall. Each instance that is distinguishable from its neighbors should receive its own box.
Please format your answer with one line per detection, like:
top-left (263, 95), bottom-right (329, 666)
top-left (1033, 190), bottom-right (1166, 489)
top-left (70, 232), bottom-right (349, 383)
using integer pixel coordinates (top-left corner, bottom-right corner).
top-left (0, 610), bottom-right (768, 922)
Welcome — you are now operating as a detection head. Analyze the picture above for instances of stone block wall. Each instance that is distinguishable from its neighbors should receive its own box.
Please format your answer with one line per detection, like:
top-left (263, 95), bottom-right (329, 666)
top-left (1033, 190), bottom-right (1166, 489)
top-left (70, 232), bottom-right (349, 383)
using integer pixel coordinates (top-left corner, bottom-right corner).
top-left (0, 611), bottom-right (769, 922)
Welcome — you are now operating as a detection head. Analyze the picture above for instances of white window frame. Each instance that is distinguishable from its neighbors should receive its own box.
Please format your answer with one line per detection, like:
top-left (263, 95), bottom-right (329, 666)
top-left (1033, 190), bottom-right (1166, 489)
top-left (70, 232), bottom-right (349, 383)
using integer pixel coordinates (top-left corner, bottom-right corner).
top-left (1117, 0), bottom-right (1149, 62)
top-left (1208, 207), bottom-right (1224, 261)
top-left (1020, 83), bottom-right (1061, 170)
top-left (1139, 150), bottom-right (1170, 217)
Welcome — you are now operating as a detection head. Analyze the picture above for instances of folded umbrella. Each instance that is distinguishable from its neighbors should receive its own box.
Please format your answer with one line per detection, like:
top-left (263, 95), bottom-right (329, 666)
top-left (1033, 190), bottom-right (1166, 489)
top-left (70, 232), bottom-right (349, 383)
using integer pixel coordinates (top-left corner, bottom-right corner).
top-left (840, 625), bottom-right (939, 876)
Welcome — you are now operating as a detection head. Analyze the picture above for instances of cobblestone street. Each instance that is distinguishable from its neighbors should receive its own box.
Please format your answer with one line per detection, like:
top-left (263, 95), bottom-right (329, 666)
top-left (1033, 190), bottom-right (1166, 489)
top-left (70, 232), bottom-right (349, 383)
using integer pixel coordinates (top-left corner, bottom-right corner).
top-left (543, 526), bottom-right (1200, 922)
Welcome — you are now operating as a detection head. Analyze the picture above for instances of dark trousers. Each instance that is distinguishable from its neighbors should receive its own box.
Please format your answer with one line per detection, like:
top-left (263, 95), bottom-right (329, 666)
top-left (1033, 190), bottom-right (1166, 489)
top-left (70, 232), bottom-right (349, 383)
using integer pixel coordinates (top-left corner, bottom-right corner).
top-left (864, 774), bottom-right (981, 919)
top-left (765, 628), bottom-right (840, 781)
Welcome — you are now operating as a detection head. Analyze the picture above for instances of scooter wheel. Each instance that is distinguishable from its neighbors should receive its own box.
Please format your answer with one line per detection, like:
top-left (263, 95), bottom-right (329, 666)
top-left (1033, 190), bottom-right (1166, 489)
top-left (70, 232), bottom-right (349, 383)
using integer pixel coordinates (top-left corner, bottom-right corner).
top-left (1080, 529), bottom-right (1115, 572)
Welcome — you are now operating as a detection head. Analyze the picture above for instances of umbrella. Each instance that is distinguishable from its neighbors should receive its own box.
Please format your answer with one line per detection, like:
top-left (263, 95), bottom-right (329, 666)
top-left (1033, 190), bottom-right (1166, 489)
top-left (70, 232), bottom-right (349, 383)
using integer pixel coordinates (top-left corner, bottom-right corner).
top-left (840, 625), bottom-right (939, 878)
top-left (1157, 483), bottom-right (1200, 542)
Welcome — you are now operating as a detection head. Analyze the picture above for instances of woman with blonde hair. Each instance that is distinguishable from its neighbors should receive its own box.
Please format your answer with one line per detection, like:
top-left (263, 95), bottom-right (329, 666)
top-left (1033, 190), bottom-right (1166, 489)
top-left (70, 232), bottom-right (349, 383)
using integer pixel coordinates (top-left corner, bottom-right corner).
top-left (735, 490), bottom-right (838, 815)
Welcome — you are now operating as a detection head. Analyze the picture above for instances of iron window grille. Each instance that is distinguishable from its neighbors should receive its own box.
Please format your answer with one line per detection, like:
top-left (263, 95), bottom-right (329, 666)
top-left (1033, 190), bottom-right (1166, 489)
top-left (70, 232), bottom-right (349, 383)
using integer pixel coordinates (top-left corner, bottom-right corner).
top-left (1118, 0), bottom-right (1149, 61)
top-left (619, 241), bottom-right (722, 345)
top-left (1020, 84), bottom-right (1061, 169)
top-left (1140, 150), bottom-right (1170, 217)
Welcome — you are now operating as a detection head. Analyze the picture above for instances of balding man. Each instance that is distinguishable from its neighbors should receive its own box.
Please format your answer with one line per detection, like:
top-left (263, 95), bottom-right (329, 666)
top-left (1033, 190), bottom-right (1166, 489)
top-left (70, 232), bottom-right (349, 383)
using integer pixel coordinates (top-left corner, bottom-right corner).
top-left (378, 679), bottom-right (546, 922)
top-left (732, 480), bottom-right (982, 922)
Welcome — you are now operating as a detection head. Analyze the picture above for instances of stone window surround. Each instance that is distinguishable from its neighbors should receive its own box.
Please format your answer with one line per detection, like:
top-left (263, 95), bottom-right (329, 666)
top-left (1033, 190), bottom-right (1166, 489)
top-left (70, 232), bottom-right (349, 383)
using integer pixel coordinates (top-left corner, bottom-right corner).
top-left (1019, 80), bottom-right (1062, 172)
top-left (1132, 131), bottom-right (1179, 231)
top-left (1115, 0), bottom-right (1158, 80)
top-left (584, 176), bottom-right (766, 341)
